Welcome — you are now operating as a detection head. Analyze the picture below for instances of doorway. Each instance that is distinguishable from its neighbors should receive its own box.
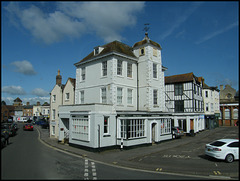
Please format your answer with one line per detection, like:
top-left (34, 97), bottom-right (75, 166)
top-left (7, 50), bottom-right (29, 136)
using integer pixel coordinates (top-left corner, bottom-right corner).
top-left (151, 123), bottom-right (157, 144)
top-left (190, 119), bottom-right (194, 130)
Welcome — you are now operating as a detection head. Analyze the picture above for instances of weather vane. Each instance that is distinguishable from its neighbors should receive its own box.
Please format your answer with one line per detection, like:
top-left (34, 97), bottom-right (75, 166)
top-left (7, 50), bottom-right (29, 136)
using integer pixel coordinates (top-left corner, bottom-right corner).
top-left (143, 23), bottom-right (150, 33)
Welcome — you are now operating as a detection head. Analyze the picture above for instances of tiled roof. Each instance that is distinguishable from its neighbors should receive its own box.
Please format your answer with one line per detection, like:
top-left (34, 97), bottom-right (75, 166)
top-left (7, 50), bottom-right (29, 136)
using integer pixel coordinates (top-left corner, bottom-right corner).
top-left (69, 78), bottom-right (76, 87)
top-left (133, 39), bottom-right (162, 49)
top-left (165, 72), bottom-right (197, 84)
top-left (14, 97), bottom-right (22, 102)
top-left (75, 41), bottom-right (137, 65)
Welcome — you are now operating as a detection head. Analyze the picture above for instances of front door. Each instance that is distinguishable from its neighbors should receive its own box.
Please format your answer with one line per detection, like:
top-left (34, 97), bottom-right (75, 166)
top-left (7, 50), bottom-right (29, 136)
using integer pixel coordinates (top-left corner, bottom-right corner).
top-left (190, 119), bottom-right (194, 130)
top-left (152, 123), bottom-right (156, 144)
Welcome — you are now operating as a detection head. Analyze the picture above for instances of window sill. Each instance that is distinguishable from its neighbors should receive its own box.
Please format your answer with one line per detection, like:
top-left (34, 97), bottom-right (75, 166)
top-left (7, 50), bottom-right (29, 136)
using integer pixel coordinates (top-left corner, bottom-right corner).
top-left (103, 134), bottom-right (111, 137)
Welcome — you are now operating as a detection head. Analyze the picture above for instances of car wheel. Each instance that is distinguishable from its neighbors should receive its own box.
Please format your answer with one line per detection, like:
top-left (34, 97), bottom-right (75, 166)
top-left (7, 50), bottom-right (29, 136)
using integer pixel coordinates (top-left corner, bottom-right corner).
top-left (225, 154), bottom-right (234, 163)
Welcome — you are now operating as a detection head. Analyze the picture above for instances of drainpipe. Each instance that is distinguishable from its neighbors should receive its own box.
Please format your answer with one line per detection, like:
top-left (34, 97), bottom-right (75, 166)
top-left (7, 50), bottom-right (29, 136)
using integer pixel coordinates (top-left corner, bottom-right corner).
top-left (137, 62), bottom-right (139, 111)
top-left (98, 124), bottom-right (100, 152)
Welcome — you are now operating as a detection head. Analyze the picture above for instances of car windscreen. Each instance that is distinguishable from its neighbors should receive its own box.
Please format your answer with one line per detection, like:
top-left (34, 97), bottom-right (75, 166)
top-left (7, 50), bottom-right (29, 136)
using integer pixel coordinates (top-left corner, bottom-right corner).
top-left (210, 141), bottom-right (226, 147)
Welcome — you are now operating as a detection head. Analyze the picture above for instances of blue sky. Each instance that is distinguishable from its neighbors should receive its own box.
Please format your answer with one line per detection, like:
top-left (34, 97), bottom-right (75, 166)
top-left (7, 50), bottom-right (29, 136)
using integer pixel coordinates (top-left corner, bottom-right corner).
top-left (1, 1), bottom-right (239, 105)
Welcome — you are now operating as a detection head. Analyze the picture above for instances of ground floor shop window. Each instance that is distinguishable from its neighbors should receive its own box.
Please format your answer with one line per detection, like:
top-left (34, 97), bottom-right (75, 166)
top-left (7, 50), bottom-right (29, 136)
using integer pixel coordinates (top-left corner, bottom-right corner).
top-left (225, 109), bottom-right (230, 119)
top-left (233, 109), bottom-right (238, 119)
top-left (120, 119), bottom-right (145, 139)
top-left (72, 116), bottom-right (89, 141)
top-left (160, 118), bottom-right (171, 135)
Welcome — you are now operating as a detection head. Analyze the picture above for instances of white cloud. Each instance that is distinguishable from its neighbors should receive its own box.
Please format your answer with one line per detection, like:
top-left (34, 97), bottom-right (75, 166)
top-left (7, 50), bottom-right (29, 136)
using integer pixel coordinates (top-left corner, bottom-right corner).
top-left (1, 97), bottom-right (14, 105)
top-left (2, 85), bottom-right (26, 95)
top-left (31, 88), bottom-right (49, 97)
top-left (1, 96), bottom-right (50, 105)
top-left (160, 2), bottom-right (202, 40)
top-left (195, 21), bottom-right (239, 44)
top-left (22, 97), bottom-right (50, 105)
top-left (5, 2), bottom-right (145, 44)
top-left (11, 60), bottom-right (37, 75)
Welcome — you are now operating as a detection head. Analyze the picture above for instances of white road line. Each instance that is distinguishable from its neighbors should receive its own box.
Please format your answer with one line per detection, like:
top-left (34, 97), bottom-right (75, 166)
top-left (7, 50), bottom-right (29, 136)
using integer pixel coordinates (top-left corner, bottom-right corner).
top-left (84, 159), bottom-right (97, 180)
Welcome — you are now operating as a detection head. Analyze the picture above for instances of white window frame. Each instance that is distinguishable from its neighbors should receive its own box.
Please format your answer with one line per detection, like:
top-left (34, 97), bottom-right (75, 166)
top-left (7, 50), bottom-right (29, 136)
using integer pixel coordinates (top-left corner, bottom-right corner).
top-left (117, 59), bottom-right (123, 76)
top-left (206, 103), bottom-right (209, 112)
top-left (127, 88), bottom-right (133, 105)
top-left (153, 63), bottom-right (157, 79)
top-left (117, 87), bottom-right (123, 104)
top-left (153, 89), bottom-right (158, 106)
top-left (104, 116), bottom-right (109, 135)
top-left (81, 67), bottom-right (86, 81)
top-left (52, 95), bottom-right (56, 103)
top-left (101, 87), bottom-right (107, 104)
top-left (102, 61), bottom-right (107, 77)
top-left (160, 118), bottom-right (171, 135)
top-left (80, 91), bottom-right (84, 104)
top-left (120, 119), bottom-right (145, 139)
top-left (72, 116), bottom-right (89, 141)
top-left (233, 109), bottom-right (238, 119)
top-left (65, 93), bottom-right (70, 101)
top-left (225, 109), bottom-right (230, 119)
top-left (127, 62), bottom-right (132, 78)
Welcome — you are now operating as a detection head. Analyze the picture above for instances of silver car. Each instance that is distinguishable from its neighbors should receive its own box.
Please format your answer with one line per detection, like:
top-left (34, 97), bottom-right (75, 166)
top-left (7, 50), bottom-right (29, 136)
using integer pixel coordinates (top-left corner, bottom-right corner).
top-left (171, 127), bottom-right (184, 139)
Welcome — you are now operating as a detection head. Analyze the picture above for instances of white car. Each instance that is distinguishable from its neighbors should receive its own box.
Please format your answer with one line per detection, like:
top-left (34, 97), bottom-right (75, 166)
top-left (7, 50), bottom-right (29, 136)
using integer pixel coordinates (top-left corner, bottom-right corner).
top-left (205, 139), bottom-right (239, 163)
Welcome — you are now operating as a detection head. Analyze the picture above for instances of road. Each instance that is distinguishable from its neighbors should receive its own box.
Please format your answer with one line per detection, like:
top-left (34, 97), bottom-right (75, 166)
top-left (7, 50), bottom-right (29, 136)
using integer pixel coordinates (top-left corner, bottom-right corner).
top-left (1, 123), bottom-right (212, 180)
top-left (129, 126), bottom-right (239, 178)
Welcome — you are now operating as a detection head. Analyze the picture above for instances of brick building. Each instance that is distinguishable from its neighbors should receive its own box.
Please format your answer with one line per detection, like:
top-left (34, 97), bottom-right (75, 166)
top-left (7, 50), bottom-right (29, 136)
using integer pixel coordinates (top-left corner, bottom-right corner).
top-left (219, 85), bottom-right (239, 126)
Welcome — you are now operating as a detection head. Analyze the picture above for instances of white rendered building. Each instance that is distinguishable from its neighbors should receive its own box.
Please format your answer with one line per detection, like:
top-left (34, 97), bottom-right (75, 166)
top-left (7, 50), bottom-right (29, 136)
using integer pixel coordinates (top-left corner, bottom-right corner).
top-left (58, 33), bottom-right (173, 149)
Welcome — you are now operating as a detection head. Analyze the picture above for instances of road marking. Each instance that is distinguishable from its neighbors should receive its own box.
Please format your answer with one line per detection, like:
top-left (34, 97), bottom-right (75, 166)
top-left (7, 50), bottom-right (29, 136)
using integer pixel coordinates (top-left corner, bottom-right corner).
top-left (84, 159), bottom-right (97, 180)
top-left (213, 171), bottom-right (221, 175)
top-left (156, 168), bottom-right (162, 172)
top-left (162, 154), bottom-right (191, 159)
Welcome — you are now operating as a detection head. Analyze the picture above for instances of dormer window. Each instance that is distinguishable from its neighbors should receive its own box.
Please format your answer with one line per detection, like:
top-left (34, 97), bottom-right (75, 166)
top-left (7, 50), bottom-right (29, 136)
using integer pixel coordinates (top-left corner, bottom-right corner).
top-left (94, 46), bottom-right (104, 55)
top-left (94, 47), bottom-right (99, 55)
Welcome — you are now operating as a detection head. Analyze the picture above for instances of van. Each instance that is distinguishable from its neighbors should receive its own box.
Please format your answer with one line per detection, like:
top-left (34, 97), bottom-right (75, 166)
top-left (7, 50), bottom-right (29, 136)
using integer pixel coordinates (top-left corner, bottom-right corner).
top-left (17, 117), bottom-right (27, 123)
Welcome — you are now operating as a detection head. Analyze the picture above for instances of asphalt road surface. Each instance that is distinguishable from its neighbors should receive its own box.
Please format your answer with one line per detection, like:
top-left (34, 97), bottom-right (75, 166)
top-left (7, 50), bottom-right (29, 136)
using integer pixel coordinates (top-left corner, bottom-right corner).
top-left (1, 123), bottom-right (214, 180)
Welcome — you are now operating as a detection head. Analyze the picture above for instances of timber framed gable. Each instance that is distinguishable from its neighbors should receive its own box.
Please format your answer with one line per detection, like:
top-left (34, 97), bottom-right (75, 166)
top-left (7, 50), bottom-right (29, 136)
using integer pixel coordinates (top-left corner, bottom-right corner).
top-left (165, 72), bottom-right (204, 113)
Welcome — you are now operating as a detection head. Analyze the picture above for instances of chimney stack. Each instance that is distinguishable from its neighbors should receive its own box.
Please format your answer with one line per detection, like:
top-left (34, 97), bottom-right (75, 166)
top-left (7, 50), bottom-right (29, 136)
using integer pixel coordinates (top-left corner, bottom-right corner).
top-left (56, 69), bottom-right (62, 85)
top-left (37, 101), bottom-right (41, 106)
top-left (220, 85), bottom-right (223, 91)
top-left (27, 102), bottom-right (30, 106)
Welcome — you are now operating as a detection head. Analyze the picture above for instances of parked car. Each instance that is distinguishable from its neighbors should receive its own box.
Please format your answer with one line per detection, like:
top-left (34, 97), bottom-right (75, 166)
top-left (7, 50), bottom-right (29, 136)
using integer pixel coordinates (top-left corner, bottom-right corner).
top-left (205, 139), bottom-right (239, 163)
top-left (1, 132), bottom-right (7, 148)
top-left (35, 119), bottom-right (45, 125)
top-left (41, 121), bottom-right (49, 129)
top-left (171, 127), bottom-right (184, 139)
top-left (1, 123), bottom-right (16, 136)
top-left (23, 123), bottom-right (34, 131)
top-left (1, 129), bottom-right (9, 146)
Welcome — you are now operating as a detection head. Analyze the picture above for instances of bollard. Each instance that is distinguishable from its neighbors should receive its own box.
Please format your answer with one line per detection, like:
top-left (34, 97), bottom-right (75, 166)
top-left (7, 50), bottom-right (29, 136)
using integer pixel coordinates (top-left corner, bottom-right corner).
top-left (120, 137), bottom-right (123, 150)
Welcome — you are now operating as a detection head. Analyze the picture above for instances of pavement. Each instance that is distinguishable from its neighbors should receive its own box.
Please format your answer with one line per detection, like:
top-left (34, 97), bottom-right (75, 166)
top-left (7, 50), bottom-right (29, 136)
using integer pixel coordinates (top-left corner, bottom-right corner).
top-left (36, 125), bottom-right (239, 179)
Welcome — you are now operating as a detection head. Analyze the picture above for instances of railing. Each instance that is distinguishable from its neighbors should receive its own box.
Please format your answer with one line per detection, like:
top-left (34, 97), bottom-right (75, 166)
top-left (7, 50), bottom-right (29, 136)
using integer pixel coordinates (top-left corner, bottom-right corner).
top-left (64, 130), bottom-right (69, 143)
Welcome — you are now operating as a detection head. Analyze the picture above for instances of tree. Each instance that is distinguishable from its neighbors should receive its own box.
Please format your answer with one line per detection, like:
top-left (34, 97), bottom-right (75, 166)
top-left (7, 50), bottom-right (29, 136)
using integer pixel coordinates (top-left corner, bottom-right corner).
top-left (1, 101), bottom-right (6, 105)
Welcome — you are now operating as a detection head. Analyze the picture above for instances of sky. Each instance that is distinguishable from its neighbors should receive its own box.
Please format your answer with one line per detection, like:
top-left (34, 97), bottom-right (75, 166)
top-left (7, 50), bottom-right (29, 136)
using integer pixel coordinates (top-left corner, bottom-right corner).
top-left (1, 1), bottom-right (239, 105)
